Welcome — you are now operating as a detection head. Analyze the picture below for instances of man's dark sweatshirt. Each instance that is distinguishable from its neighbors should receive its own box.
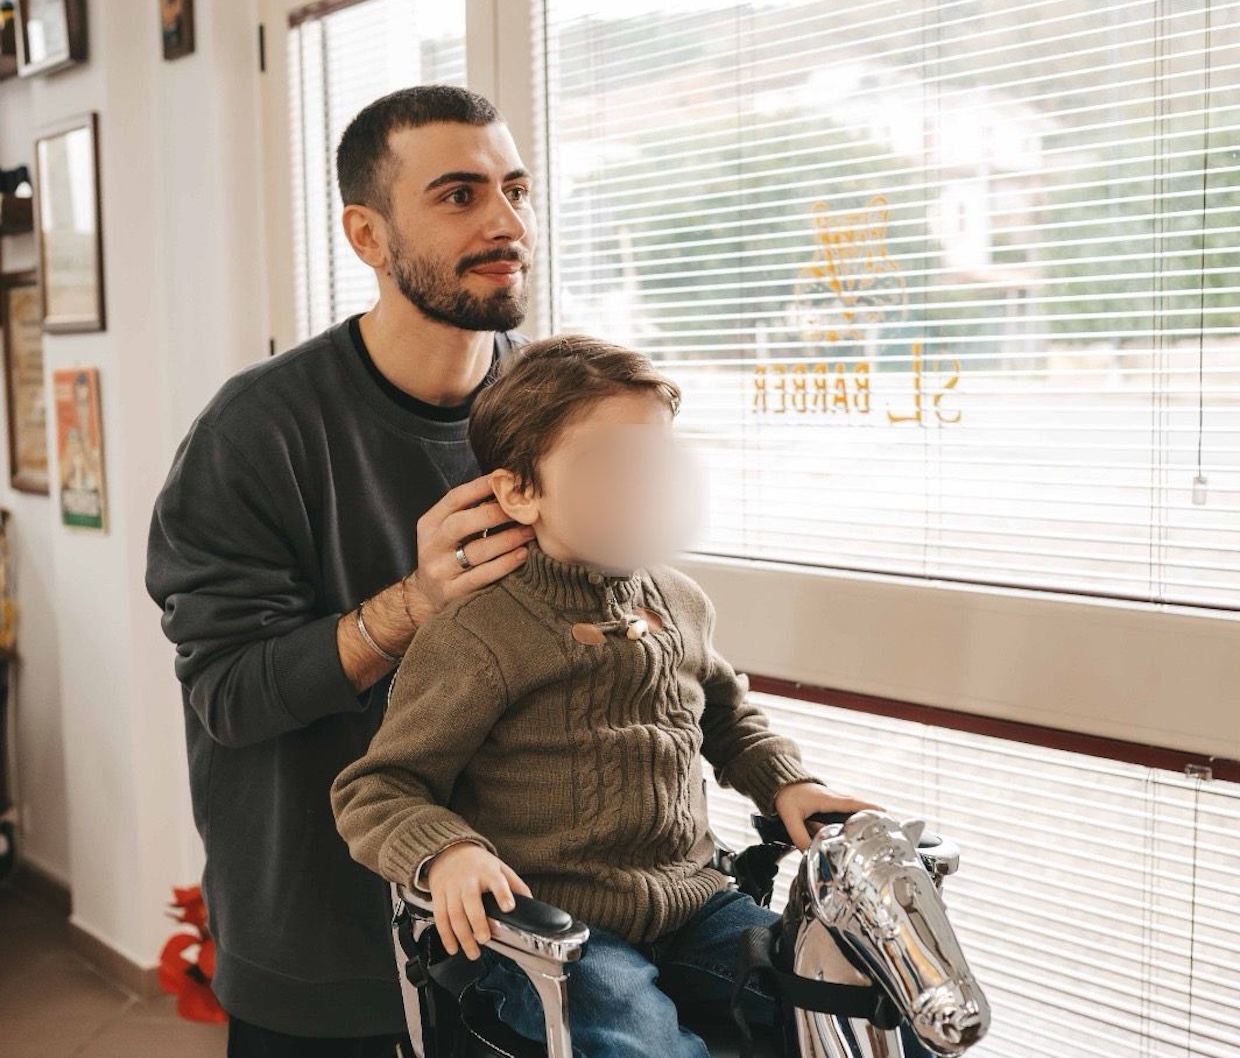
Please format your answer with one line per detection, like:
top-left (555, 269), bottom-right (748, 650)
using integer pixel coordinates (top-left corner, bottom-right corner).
top-left (146, 317), bottom-right (521, 1037)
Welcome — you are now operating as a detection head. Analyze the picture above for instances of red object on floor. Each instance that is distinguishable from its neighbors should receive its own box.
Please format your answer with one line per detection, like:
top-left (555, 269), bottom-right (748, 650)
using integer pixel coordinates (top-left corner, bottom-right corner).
top-left (159, 885), bottom-right (227, 1024)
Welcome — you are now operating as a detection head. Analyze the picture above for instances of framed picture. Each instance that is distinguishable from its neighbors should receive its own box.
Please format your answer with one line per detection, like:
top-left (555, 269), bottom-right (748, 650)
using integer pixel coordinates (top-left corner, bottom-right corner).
top-left (34, 112), bottom-right (105, 333)
top-left (16, 0), bottom-right (87, 78)
top-left (1, 2), bottom-right (18, 81)
top-left (0, 507), bottom-right (13, 658)
top-left (160, 0), bottom-right (194, 61)
top-left (0, 272), bottom-right (49, 495)
top-left (53, 367), bottom-right (106, 532)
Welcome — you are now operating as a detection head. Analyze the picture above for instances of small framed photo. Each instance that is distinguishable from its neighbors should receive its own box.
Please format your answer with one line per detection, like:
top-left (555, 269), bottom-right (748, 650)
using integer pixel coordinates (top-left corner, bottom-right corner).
top-left (0, 272), bottom-right (49, 495)
top-left (160, 0), bottom-right (194, 61)
top-left (16, 0), bottom-right (87, 78)
top-left (1, 2), bottom-right (19, 81)
top-left (53, 367), bottom-right (107, 532)
top-left (34, 112), bottom-right (106, 333)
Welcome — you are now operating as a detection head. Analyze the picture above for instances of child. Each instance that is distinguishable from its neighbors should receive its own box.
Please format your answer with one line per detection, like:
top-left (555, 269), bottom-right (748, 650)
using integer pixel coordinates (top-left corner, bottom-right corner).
top-left (332, 335), bottom-right (878, 1057)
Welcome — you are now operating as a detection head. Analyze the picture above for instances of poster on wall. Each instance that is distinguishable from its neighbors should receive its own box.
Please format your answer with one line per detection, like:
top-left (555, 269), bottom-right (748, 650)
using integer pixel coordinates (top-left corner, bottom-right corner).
top-left (53, 367), bottom-right (107, 532)
top-left (0, 273), bottom-right (48, 494)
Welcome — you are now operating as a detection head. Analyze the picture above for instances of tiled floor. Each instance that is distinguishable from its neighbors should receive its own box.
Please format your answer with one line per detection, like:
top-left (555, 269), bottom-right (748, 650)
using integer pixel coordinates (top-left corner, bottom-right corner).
top-left (0, 882), bottom-right (227, 1057)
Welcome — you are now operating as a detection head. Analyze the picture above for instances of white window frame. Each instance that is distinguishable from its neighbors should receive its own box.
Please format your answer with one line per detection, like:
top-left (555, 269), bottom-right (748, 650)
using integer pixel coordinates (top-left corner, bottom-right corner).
top-left (258, 0), bottom-right (1239, 762)
top-left (257, 0), bottom-right (305, 358)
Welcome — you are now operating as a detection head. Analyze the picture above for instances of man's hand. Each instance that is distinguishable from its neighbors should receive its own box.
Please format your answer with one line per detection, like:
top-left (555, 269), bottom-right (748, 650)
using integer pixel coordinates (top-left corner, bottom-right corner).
top-left (403, 475), bottom-right (535, 626)
top-left (337, 476), bottom-right (534, 692)
top-left (426, 842), bottom-right (533, 961)
top-left (773, 782), bottom-right (883, 851)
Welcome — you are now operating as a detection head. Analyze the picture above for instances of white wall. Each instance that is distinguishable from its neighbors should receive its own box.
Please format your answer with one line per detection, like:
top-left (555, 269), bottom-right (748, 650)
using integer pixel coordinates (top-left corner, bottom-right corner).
top-left (0, 75), bottom-right (68, 884)
top-left (0, 0), bottom-right (269, 968)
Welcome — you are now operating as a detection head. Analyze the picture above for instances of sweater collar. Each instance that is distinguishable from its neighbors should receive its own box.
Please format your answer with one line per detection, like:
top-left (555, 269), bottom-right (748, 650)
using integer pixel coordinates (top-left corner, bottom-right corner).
top-left (512, 541), bottom-right (642, 614)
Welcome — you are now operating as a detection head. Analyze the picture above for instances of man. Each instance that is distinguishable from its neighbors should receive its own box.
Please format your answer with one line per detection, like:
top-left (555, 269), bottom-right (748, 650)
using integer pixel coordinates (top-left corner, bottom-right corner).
top-left (147, 85), bottom-right (536, 1056)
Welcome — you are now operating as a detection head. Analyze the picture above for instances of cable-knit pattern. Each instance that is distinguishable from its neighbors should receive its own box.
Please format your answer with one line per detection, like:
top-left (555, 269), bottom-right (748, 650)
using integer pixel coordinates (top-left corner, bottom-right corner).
top-left (332, 541), bottom-right (816, 944)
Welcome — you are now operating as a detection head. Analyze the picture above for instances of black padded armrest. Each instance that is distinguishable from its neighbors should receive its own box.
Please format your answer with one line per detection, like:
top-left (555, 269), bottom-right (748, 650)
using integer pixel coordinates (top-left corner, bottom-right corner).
top-left (751, 811), bottom-right (855, 846)
top-left (480, 892), bottom-right (576, 935)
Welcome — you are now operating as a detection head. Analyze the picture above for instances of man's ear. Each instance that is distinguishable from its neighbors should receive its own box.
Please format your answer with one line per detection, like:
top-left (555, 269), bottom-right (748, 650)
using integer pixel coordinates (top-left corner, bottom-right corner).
top-left (342, 204), bottom-right (388, 271)
top-left (489, 469), bottom-right (539, 526)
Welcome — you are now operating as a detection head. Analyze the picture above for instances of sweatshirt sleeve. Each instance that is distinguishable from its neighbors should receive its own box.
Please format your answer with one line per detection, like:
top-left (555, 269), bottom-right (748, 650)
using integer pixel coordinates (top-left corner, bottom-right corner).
top-left (695, 592), bottom-right (820, 816)
top-left (145, 419), bottom-right (363, 749)
top-left (331, 618), bottom-right (507, 888)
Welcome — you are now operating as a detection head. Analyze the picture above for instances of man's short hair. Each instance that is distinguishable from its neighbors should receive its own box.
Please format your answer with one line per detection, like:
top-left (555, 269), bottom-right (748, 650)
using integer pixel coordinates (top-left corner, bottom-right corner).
top-left (336, 85), bottom-right (501, 214)
top-left (470, 335), bottom-right (682, 493)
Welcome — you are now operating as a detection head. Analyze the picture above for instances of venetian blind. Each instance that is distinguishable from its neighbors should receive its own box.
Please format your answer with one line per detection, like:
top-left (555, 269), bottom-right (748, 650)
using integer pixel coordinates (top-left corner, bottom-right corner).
top-left (287, 0), bottom-right (466, 341)
top-left (706, 694), bottom-right (1240, 1057)
top-left (541, 0), bottom-right (1240, 611)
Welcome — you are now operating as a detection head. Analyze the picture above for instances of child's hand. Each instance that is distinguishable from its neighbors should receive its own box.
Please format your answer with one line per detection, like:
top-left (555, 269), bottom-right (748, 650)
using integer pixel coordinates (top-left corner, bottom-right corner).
top-left (426, 842), bottom-right (533, 960)
top-left (773, 782), bottom-right (883, 851)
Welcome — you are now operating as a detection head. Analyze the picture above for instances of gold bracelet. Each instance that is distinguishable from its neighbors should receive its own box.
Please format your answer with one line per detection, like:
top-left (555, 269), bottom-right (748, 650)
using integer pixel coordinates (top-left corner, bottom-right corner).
top-left (355, 599), bottom-right (401, 665)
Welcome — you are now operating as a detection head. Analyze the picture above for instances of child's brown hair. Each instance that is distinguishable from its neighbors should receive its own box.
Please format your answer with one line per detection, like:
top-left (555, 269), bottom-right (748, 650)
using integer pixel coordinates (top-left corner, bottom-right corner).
top-left (469, 334), bottom-right (681, 492)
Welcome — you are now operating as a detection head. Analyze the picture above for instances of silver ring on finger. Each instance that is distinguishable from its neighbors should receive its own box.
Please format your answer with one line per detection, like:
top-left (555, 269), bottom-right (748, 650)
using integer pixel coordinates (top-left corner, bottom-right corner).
top-left (454, 543), bottom-right (473, 571)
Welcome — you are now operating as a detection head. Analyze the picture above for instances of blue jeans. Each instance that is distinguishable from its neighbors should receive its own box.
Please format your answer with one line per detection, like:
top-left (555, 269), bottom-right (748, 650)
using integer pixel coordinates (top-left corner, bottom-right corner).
top-left (476, 888), bottom-right (776, 1058)
top-left (475, 888), bottom-right (938, 1058)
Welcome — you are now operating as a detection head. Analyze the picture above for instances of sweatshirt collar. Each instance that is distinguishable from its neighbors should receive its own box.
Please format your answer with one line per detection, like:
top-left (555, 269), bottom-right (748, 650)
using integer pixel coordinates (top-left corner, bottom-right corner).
top-left (330, 318), bottom-right (523, 441)
top-left (512, 541), bottom-right (642, 614)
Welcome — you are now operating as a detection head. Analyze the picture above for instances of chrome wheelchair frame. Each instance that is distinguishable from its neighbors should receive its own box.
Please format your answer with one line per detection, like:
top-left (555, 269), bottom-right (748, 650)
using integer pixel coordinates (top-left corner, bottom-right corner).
top-left (390, 811), bottom-right (989, 1058)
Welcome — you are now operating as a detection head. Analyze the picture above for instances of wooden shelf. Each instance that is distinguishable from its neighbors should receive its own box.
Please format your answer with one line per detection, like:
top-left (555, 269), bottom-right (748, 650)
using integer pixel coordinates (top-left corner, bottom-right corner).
top-left (0, 194), bottom-right (32, 236)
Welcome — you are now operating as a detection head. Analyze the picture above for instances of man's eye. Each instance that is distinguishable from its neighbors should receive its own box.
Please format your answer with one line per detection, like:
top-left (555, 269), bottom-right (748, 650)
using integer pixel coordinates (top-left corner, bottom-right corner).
top-left (508, 186), bottom-right (530, 204)
top-left (446, 188), bottom-right (473, 206)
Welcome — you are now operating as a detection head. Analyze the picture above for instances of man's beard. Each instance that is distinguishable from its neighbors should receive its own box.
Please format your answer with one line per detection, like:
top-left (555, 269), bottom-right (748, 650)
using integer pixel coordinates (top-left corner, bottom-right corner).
top-left (389, 231), bottom-right (529, 332)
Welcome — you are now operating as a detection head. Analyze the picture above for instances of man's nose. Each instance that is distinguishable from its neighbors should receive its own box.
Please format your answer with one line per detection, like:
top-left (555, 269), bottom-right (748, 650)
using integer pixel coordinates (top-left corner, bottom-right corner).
top-left (484, 188), bottom-right (528, 244)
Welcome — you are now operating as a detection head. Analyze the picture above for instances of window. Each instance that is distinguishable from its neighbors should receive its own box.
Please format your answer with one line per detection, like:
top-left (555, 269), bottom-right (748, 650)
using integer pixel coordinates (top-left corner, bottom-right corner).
top-left (268, 8), bottom-right (1237, 1052)
top-left (707, 694), bottom-right (1240, 1057)
top-left (287, 0), bottom-right (466, 340)
top-left (541, 0), bottom-right (1240, 611)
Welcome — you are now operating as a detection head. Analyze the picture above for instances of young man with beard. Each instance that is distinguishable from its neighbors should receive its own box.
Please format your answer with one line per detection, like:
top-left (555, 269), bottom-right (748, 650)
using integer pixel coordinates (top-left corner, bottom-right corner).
top-left (147, 85), bottom-right (536, 1057)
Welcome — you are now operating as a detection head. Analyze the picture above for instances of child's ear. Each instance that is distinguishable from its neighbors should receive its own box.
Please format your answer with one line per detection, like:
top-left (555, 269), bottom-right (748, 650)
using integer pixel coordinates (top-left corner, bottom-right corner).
top-left (489, 468), bottom-right (539, 526)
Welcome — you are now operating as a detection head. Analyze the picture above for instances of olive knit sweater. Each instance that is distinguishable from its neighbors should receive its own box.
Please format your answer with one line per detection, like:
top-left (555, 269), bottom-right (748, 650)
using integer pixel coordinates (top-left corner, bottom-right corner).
top-left (331, 542), bottom-right (816, 944)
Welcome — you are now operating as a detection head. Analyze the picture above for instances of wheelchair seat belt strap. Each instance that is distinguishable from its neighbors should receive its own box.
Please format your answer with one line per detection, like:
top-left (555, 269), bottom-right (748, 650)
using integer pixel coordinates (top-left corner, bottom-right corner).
top-left (731, 842), bottom-right (795, 908)
top-left (394, 901), bottom-right (488, 1000)
top-left (730, 926), bottom-right (897, 1058)
top-left (423, 948), bottom-right (488, 1000)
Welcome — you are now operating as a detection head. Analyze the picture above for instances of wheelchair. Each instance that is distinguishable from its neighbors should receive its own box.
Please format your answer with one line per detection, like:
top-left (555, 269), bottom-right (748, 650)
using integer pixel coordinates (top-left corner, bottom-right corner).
top-left (390, 810), bottom-right (990, 1058)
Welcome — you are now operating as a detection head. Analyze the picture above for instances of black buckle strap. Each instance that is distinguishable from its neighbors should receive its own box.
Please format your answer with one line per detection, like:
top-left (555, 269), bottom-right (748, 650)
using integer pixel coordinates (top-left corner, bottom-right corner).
top-left (425, 949), bottom-right (488, 999)
top-left (731, 841), bottom-right (796, 908)
top-left (393, 900), bottom-right (488, 998)
top-left (730, 925), bottom-right (901, 1058)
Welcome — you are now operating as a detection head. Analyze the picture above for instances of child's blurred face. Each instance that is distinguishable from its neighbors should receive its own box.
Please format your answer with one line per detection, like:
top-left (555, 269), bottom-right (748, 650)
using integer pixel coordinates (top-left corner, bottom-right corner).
top-left (490, 390), bottom-right (701, 573)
